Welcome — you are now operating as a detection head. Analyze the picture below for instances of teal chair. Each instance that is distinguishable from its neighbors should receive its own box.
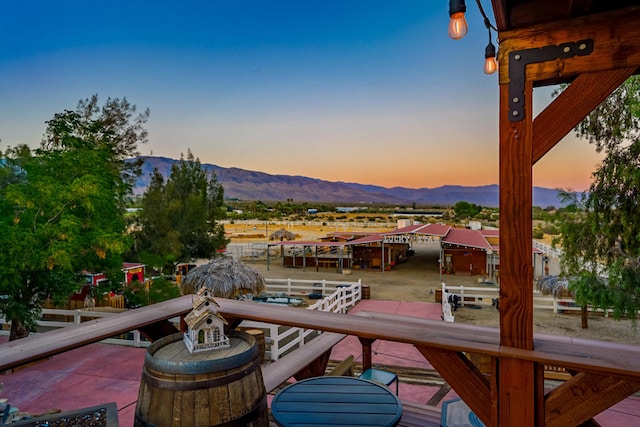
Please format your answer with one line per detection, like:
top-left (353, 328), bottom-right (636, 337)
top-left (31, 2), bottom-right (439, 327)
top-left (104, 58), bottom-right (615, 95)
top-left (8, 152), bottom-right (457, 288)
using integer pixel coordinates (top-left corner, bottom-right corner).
top-left (359, 368), bottom-right (398, 395)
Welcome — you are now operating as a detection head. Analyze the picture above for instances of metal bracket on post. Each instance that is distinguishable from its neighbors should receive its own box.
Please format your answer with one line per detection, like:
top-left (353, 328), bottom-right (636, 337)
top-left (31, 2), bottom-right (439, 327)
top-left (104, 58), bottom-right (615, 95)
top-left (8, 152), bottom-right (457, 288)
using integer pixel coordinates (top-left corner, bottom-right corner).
top-left (508, 39), bottom-right (594, 121)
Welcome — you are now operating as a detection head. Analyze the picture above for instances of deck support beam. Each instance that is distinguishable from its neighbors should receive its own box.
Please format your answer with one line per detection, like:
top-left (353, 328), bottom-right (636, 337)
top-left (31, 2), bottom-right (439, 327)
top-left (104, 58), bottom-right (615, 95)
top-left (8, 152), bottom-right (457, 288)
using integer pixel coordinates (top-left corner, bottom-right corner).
top-left (494, 4), bottom-right (640, 424)
top-left (416, 346), bottom-right (491, 425)
top-left (545, 373), bottom-right (640, 426)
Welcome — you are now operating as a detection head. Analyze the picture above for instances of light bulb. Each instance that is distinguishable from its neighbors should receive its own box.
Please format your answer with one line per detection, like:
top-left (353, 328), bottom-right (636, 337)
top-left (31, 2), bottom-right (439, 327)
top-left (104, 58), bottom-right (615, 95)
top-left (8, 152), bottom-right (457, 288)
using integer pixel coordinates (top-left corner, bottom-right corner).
top-left (484, 40), bottom-right (497, 74)
top-left (484, 56), bottom-right (498, 74)
top-left (448, 12), bottom-right (468, 40)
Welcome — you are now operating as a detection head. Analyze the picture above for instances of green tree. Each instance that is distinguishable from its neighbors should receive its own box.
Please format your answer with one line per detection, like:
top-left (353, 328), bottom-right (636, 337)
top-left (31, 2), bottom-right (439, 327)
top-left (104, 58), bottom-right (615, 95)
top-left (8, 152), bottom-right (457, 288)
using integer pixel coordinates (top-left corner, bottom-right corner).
top-left (554, 77), bottom-right (640, 327)
top-left (134, 150), bottom-right (228, 272)
top-left (453, 201), bottom-right (482, 219)
top-left (0, 96), bottom-right (148, 340)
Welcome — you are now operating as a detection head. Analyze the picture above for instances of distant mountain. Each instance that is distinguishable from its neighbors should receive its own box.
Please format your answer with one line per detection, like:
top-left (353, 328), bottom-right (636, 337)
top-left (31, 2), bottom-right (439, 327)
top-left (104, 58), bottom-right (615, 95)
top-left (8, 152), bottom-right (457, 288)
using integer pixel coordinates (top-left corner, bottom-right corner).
top-left (133, 156), bottom-right (565, 208)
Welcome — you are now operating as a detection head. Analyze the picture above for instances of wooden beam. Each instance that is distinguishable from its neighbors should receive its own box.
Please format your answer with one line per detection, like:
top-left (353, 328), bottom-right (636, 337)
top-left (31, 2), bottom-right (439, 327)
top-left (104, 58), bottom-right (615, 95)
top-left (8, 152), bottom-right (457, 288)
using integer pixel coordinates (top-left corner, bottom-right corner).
top-left (498, 7), bottom-right (640, 86)
top-left (293, 349), bottom-right (333, 381)
top-left (499, 81), bottom-right (534, 350)
top-left (499, 358), bottom-right (536, 426)
top-left (261, 332), bottom-right (346, 393)
top-left (0, 295), bottom-right (193, 371)
top-left (532, 68), bottom-right (636, 164)
top-left (499, 56), bottom-right (536, 423)
top-left (535, 363), bottom-right (546, 427)
top-left (545, 372), bottom-right (640, 426)
top-left (138, 319), bottom-right (180, 342)
top-left (416, 346), bottom-right (491, 425)
top-left (490, 0), bottom-right (509, 32)
top-left (358, 337), bottom-right (373, 371)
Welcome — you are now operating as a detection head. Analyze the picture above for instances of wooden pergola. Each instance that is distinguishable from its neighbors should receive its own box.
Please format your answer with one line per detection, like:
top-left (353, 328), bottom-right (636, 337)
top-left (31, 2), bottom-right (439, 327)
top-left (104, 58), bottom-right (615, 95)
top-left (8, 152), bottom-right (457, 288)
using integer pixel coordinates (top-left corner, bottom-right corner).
top-left (492, 0), bottom-right (640, 425)
top-left (2, 2), bottom-right (640, 426)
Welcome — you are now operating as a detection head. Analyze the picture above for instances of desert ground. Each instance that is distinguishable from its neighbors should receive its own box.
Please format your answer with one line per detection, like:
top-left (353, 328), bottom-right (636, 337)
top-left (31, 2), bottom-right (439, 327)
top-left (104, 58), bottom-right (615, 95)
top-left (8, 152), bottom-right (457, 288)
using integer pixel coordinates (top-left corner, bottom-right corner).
top-left (225, 222), bottom-right (640, 345)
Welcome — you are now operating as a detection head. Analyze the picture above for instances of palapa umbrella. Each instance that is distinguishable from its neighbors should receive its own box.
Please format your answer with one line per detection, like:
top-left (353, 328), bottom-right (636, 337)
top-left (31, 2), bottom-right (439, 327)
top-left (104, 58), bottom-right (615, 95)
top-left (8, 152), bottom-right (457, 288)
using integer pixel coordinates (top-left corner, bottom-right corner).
top-left (180, 255), bottom-right (266, 298)
top-left (536, 275), bottom-right (571, 298)
top-left (269, 228), bottom-right (297, 241)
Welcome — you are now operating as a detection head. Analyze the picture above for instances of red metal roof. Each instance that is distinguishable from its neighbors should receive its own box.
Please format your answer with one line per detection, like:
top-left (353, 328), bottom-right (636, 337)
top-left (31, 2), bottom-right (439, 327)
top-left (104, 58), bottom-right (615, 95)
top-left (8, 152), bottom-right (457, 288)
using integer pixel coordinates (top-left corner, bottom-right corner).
top-left (384, 223), bottom-right (451, 237)
top-left (347, 235), bottom-right (384, 245)
top-left (412, 223), bottom-right (452, 237)
top-left (268, 241), bottom-right (343, 247)
top-left (441, 228), bottom-right (492, 250)
top-left (121, 262), bottom-right (145, 270)
top-left (479, 229), bottom-right (500, 237)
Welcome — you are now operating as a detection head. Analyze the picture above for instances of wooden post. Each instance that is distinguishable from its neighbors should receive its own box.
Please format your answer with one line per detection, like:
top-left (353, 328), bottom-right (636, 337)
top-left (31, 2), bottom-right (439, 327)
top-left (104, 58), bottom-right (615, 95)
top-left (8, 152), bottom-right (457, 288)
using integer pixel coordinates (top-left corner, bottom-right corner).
top-left (359, 337), bottom-right (373, 371)
top-left (498, 77), bottom-right (536, 425)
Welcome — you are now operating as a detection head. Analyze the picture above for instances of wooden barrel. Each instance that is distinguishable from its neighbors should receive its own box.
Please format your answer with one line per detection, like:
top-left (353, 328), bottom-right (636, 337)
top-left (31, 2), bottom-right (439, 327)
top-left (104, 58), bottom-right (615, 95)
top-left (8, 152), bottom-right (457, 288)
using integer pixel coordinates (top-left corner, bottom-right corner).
top-left (239, 328), bottom-right (266, 363)
top-left (362, 285), bottom-right (371, 300)
top-left (135, 331), bottom-right (268, 427)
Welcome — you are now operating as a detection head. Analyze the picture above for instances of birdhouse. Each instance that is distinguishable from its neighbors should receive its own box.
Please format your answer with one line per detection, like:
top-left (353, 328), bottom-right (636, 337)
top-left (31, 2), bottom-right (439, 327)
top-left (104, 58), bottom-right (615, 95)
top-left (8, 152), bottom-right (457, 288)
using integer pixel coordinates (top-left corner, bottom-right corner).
top-left (183, 287), bottom-right (230, 353)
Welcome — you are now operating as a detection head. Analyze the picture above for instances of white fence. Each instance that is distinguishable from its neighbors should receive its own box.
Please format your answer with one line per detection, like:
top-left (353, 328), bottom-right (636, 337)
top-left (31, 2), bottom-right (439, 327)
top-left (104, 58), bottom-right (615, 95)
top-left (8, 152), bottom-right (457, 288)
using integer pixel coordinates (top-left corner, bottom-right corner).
top-left (227, 279), bottom-right (362, 361)
top-left (443, 284), bottom-right (612, 316)
top-left (221, 219), bottom-right (397, 229)
top-left (533, 240), bottom-right (562, 260)
top-left (0, 279), bottom-right (363, 361)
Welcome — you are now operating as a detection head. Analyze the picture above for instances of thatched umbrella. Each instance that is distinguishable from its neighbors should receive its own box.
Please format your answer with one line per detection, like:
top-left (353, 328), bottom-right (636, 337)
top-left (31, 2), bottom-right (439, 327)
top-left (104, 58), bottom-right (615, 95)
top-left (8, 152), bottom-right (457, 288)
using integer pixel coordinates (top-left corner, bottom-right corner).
top-left (536, 275), bottom-right (571, 298)
top-left (180, 255), bottom-right (266, 298)
top-left (269, 228), bottom-right (296, 241)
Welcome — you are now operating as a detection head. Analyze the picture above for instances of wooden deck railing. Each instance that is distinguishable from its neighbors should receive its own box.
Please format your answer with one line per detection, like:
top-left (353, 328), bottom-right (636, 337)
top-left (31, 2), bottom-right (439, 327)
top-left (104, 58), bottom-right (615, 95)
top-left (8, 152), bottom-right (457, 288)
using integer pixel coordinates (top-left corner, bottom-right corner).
top-left (1, 296), bottom-right (639, 425)
top-left (0, 281), bottom-right (362, 361)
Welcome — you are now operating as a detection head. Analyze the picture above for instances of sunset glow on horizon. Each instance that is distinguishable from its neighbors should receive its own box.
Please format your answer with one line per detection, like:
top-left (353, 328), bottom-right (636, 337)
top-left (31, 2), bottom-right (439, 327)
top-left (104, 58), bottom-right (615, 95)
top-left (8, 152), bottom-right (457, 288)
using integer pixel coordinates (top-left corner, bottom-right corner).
top-left (0, 1), bottom-right (603, 192)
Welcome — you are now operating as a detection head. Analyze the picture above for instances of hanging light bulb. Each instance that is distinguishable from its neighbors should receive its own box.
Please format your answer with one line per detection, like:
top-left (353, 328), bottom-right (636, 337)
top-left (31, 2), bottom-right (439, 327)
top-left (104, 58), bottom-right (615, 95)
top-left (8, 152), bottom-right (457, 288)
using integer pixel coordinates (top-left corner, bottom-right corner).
top-left (448, 0), bottom-right (468, 40)
top-left (484, 39), bottom-right (497, 74)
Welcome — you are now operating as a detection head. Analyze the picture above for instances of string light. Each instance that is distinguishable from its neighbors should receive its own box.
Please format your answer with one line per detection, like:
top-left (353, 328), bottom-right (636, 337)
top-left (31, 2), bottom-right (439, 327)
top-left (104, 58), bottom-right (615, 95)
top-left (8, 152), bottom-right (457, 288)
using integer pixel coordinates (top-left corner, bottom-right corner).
top-left (484, 33), bottom-right (498, 74)
top-left (448, 0), bottom-right (468, 40)
top-left (447, 0), bottom-right (499, 74)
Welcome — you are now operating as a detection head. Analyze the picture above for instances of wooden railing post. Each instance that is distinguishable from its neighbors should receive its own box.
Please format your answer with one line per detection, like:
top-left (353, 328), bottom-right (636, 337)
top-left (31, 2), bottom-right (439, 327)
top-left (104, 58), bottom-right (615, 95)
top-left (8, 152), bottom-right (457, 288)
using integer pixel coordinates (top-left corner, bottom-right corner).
top-left (359, 337), bottom-right (374, 371)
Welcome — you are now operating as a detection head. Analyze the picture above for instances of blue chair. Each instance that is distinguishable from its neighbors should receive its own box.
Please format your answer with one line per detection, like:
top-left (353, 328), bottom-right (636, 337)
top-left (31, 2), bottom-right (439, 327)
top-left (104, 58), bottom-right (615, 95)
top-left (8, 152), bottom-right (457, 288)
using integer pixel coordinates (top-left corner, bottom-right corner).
top-left (359, 368), bottom-right (398, 395)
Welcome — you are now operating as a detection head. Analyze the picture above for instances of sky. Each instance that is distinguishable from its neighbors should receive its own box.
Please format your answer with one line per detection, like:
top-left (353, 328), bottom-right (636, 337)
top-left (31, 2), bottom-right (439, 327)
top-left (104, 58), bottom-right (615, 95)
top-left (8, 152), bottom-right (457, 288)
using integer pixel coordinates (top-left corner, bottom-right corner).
top-left (0, 1), bottom-right (603, 191)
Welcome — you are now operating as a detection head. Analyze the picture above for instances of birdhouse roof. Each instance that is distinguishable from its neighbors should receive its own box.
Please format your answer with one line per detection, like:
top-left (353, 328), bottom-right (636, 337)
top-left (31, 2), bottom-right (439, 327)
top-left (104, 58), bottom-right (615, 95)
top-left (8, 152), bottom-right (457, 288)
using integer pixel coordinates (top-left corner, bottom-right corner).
top-left (184, 309), bottom-right (228, 330)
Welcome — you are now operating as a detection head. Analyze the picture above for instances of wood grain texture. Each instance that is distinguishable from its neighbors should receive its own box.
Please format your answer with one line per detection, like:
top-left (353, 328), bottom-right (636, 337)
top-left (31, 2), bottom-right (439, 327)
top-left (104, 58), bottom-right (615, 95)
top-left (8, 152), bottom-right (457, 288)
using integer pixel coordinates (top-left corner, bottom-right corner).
top-left (499, 74), bottom-right (536, 426)
top-left (498, 7), bottom-right (640, 86)
top-left (135, 334), bottom-right (267, 427)
top-left (499, 81), bottom-right (534, 350)
top-left (416, 346), bottom-right (491, 425)
top-left (532, 68), bottom-right (636, 164)
top-left (499, 358), bottom-right (536, 427)
top-left (0, 295), bottom-right (194, 371)
top-left (261, 332), bottom-right (346, 393)
top-left (545, 372), bottom-right (640, 426)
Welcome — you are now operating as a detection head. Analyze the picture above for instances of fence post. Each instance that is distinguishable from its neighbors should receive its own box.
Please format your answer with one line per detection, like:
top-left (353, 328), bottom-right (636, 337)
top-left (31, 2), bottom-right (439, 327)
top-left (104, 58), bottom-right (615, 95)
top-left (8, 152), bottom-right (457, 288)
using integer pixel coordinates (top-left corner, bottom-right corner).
top-left (75, 309), bottom-right (82, 324)
top-left (271, 326), bottom-right (280, 361)
top-left (133, 330), bottom-right (141, 347)
top-left (553, 296), bottom-right (558, 314)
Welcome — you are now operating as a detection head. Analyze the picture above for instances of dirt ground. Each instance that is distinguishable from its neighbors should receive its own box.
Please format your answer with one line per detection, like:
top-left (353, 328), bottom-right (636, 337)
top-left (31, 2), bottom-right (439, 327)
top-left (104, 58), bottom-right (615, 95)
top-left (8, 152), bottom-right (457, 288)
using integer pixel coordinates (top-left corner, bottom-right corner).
top-left (225, 223), bottom-right (640, 345)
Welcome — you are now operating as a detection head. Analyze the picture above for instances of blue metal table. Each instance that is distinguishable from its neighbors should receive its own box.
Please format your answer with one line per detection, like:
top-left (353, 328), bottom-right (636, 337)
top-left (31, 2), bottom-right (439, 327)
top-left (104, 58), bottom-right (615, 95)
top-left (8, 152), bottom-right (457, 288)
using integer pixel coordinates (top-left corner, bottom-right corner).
top-left (271, 376), bottom-right (403, 427)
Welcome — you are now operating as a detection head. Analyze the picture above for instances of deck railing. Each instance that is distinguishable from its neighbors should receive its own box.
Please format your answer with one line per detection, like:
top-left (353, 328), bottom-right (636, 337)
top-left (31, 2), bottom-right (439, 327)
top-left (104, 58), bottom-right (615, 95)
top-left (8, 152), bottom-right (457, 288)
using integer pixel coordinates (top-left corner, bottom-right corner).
top-left (0, 278), bottom-right (363, 360)
top-left (2, 294), bottom-right (640, 427)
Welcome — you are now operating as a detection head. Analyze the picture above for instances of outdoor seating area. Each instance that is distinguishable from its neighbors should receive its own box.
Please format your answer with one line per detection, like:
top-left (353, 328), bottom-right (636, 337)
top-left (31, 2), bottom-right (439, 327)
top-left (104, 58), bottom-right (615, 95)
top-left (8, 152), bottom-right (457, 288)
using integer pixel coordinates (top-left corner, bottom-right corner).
top-left (2, 298), bottom-right (639, 426)
top-left (1, 1), bottom-right (640, 426)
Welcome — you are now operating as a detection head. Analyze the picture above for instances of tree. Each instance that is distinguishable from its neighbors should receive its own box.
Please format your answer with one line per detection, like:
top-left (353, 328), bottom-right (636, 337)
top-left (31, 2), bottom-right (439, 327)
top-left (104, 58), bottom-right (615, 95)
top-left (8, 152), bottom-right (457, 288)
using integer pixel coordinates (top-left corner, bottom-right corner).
top-left (554, 77), bottom-right (640, 327)
top-left (134, 150), bottom-right (228, 272)
top-left (453, 201), bottom-right (482, 219)
top-left (0, 95), bottom-right (148, 340)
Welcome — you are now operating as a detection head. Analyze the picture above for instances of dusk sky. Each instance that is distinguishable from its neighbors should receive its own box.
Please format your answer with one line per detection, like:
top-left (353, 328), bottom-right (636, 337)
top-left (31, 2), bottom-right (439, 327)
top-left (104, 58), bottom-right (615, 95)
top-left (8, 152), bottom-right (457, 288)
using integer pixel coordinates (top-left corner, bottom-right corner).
top-left (0, 1), bottom-right (602, 191)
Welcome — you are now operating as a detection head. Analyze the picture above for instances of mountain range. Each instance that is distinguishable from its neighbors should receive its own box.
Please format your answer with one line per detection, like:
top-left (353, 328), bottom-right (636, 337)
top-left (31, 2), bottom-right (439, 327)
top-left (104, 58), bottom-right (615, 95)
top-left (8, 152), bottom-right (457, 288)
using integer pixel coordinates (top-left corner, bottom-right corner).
top-left (134, 156), bottom-right (565, 208)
